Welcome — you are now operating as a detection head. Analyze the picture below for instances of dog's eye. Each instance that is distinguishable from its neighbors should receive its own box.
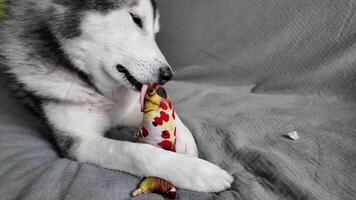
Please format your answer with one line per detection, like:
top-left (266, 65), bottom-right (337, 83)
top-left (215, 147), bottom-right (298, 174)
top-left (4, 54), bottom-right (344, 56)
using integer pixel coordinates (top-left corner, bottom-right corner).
top-left (130, 13), bottom-right (143, 28)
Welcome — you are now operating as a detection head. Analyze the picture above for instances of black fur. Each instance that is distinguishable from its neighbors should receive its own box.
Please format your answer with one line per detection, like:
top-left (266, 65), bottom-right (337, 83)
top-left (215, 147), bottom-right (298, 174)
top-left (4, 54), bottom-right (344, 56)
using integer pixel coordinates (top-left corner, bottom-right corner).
top-left (53, 8), bottom-right (83, 39)
top-left (0, 61), bottom-right (45, 116)
top-left (51, 0), bottom-right (126, 39)
top-left (51, 0), bottom-right (157, 39)
top-left (23, 18), bottom-right (99, 94)
top-left (53, 0), bottom-right (125, 13)
top-left (53, 131), bottom-right (79, 159)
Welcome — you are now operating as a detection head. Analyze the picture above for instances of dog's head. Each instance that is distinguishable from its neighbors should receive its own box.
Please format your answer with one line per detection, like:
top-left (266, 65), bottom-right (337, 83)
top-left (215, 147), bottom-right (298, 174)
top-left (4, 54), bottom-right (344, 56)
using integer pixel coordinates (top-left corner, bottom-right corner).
top-left (52, 0), bottom-right (172, 92)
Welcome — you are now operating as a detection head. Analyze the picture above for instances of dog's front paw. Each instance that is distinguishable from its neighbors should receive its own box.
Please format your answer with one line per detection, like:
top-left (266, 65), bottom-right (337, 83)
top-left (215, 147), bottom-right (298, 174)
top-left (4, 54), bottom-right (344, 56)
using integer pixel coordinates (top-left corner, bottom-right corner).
top-left (178, 157), bottom-right (233, 192)
top-left (163, 154), bottom-right (233, 192)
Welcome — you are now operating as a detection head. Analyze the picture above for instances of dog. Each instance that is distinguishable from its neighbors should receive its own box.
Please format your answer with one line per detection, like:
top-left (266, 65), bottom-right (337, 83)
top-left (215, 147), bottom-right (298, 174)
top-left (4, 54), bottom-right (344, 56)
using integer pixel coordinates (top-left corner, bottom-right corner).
top-left (0, 0), bottom-right (233, 192)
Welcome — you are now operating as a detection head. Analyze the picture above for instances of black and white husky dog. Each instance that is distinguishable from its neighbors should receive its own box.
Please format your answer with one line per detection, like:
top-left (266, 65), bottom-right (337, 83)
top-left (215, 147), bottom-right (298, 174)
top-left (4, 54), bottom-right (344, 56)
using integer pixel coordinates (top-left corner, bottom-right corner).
top-left (0, 0), bottom-right (233, 192)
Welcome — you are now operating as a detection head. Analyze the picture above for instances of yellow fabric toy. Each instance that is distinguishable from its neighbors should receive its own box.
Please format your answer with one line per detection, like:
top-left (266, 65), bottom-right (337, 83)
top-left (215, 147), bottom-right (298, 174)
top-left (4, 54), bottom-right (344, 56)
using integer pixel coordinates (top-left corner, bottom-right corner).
top-left (132, 84), bottom-right (178, 199)
top-left (132, 177), bottom-right (177, 198)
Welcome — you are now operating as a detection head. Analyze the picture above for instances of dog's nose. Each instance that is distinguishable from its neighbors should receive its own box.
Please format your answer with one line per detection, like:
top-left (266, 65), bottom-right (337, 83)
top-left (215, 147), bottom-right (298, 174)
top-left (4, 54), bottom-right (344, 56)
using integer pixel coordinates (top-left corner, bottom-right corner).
top-left (159, 67), bottom-right (173, 84)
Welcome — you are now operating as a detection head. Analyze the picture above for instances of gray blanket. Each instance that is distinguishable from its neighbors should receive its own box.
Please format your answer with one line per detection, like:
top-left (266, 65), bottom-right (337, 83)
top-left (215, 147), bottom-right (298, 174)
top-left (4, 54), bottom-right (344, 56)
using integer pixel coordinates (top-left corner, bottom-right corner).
top-left (0, 0), bottom-right (355, 199)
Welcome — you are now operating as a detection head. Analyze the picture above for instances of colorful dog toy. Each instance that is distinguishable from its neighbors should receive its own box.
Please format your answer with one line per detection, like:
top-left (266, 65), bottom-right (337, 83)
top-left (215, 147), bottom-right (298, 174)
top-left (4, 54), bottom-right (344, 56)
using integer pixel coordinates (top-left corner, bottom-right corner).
top-left (132, 177), bottom-right (177, 198)
top-left (132, 83), bottom-right (178, 198)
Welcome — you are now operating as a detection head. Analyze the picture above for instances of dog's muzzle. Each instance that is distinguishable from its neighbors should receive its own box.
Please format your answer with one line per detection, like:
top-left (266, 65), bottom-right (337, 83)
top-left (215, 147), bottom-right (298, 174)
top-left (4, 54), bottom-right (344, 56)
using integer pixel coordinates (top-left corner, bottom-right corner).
top-left (116, 64), bottom-right (143, 91)
top-left (116, 64), bottom-right (173, 90)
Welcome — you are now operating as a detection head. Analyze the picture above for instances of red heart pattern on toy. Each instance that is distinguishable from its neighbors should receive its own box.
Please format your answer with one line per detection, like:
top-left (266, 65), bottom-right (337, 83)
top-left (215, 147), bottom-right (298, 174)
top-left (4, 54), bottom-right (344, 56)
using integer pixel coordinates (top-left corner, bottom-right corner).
top-left (139, 84), bottom-right (177, 152)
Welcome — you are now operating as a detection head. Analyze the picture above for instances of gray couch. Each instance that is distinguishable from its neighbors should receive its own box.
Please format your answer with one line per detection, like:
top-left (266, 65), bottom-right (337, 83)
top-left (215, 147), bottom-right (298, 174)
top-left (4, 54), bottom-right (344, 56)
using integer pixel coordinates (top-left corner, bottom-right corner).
top-left (0, 0), bottom-right (355, 199)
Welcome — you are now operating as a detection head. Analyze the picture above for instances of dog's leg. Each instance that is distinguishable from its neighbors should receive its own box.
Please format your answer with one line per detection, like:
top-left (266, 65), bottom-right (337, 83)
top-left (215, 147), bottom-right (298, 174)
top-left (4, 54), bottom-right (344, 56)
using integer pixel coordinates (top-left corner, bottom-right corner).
top-left (175, 114), bottom-right (199, 157)
top-left (75, 137), bottom-right (233, 192)
top-left (44, 102), bottom-right (233, 192)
